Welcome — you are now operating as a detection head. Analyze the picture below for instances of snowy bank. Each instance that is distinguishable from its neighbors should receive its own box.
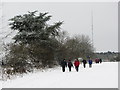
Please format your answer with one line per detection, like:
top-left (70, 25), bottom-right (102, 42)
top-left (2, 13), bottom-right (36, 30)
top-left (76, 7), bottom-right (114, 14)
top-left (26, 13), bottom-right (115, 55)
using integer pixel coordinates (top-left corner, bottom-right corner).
top-left (1, 62), bottom-right (118, 88)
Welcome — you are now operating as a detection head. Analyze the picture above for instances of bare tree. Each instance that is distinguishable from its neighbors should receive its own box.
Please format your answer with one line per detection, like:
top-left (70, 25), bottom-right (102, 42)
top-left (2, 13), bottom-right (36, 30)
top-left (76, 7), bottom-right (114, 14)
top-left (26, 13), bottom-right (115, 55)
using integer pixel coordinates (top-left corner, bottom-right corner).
top-left (64, 34), bottom-right (95, 60)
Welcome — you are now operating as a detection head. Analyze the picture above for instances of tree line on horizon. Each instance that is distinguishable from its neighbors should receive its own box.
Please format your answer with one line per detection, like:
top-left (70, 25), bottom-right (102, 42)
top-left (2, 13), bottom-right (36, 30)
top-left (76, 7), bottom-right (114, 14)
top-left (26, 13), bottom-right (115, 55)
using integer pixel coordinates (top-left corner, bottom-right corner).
top-left (95, 51), bottom-right (120, 62)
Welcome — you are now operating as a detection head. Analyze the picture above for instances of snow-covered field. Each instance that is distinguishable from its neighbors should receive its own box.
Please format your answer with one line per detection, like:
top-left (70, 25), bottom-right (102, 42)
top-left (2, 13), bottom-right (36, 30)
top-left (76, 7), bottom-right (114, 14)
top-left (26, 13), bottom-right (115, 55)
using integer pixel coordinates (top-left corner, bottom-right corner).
top-left (1, 62), bottom-right (118, 88)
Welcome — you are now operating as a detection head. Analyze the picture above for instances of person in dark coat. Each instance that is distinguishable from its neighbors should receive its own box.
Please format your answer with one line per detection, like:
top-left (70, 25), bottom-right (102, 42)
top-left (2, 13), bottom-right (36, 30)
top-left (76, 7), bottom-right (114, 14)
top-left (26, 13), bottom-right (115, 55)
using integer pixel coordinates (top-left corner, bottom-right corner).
top-left (99, 58), bottom-right (102, 63)
top-left (82, 59), bottom-right (87, 68)
top-left (67, 60), bottom-right (73, 72)
top-left (88, 59), bottom-right (93, 68)
top-left (60, 59), bottom-right (67, 72)
top-left (74, 59), bottom-right (80, 72)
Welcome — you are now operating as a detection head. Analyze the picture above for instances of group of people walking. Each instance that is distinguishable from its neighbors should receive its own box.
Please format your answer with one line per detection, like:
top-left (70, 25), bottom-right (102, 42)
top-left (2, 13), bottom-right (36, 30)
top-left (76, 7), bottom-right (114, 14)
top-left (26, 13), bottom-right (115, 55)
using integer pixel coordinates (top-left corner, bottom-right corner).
top-left (95, 58), bottom-right (102, 64)
top-left (60, 58), bottom-right (102, 72)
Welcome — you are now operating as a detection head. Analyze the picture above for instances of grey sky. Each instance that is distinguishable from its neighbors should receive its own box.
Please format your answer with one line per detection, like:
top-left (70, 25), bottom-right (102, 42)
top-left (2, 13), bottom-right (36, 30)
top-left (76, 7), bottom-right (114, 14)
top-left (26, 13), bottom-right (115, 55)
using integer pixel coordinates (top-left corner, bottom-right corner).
top-left (1, 2), bottom-right (118, 52)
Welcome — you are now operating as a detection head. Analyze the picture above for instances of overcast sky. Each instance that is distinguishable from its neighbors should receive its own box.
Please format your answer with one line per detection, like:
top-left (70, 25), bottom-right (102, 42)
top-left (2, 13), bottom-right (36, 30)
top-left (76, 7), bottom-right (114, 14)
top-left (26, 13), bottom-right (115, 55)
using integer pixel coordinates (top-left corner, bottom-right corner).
top-left (0, 2), bottom-right (118, 52)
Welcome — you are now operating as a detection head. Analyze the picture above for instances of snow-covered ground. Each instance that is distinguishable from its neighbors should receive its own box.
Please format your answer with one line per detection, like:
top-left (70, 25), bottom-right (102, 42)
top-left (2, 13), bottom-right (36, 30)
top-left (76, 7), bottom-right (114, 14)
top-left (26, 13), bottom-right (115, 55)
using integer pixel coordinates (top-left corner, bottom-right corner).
top-left (1, 62), bottom-right (118, 88)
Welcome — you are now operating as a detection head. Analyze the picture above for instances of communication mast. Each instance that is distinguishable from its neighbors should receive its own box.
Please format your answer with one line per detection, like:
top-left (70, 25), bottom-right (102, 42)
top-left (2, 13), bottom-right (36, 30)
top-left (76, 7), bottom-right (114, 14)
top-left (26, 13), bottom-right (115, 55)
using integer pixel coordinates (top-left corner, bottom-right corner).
top-left (91, 10), bottom-right (94, 47)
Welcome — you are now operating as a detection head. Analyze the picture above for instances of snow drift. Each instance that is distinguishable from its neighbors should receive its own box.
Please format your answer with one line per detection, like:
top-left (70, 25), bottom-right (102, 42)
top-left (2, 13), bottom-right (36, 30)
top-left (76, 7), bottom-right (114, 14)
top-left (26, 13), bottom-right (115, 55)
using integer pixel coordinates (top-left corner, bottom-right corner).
top-left (1, 62), bottom-right (118, 88)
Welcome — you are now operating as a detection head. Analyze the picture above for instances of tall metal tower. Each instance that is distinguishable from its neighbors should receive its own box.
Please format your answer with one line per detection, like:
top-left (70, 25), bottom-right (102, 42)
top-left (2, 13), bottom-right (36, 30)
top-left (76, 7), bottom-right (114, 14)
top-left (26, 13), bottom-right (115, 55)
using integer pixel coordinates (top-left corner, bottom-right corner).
top-left (91, 10), bottom-right (94, 46)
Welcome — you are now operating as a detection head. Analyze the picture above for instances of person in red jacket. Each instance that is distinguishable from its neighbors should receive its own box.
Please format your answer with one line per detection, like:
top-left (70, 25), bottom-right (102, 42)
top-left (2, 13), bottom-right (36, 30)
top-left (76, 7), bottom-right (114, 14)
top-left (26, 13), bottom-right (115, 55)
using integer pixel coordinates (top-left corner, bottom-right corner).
top-left (74, 59), bottom-right (80, 72)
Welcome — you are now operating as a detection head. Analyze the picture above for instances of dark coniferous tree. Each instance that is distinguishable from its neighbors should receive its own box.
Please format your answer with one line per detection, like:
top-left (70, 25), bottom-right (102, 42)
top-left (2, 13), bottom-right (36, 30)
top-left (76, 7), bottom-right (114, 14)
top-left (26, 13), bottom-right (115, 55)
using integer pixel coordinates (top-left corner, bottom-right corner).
top-left (5, 11), bottom-right (63, 73)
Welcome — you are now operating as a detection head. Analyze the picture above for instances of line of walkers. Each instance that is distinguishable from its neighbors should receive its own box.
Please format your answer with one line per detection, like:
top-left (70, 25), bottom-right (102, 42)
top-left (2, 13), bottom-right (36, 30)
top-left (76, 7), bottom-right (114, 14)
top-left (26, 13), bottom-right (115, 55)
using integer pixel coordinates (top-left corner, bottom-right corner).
top-left (60, 58), bottom-right (102, 72)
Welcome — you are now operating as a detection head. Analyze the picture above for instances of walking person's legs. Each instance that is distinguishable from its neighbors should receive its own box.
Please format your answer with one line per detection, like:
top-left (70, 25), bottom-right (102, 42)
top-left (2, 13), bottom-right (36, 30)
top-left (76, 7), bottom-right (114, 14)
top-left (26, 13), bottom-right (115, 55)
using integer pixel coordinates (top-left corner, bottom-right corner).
top-left (90, 64), bottom-right (92, 68)
top-left (76, 66), bottom-right (79, 72)
top-left (62, 66), bottom-right (65, 72)
top-left (89, 64), bottom-right (92, 68)
top-left (83, 64), bottom-right (86, 68)
top-left (75, 66), bottom-right (77, 72)
top-left (69, 67), bottom-right (71, 72)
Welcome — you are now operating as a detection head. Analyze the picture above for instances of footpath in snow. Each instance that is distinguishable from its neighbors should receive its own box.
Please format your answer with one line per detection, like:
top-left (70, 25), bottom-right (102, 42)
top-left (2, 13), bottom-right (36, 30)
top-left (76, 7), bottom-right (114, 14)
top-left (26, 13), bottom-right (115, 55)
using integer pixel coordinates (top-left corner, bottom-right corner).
top-left (1, 62), bottom-right (118, 88)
